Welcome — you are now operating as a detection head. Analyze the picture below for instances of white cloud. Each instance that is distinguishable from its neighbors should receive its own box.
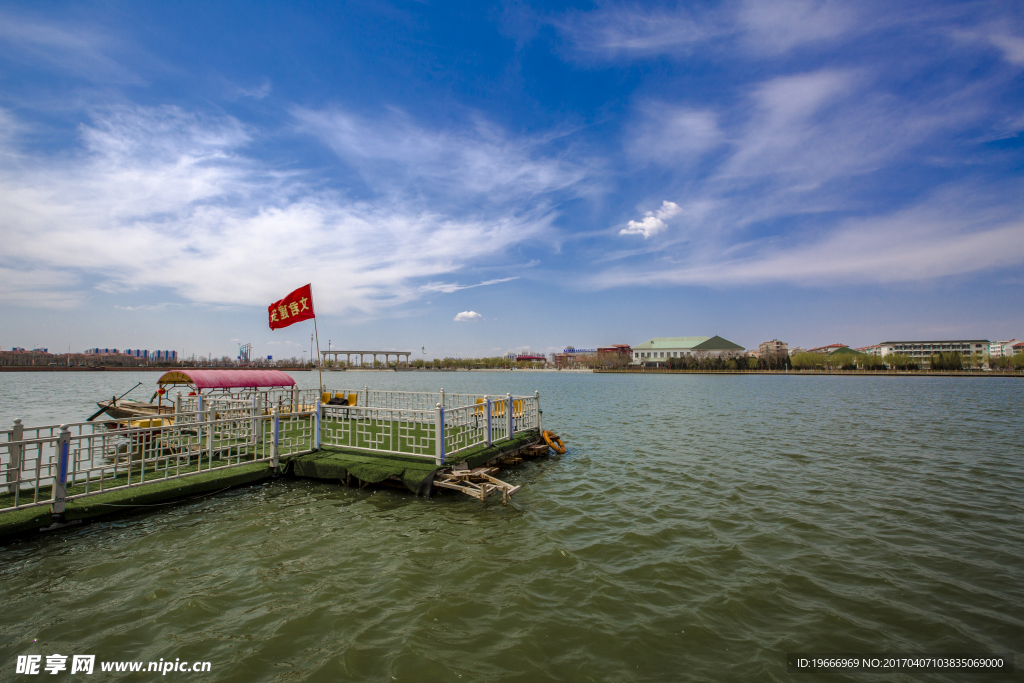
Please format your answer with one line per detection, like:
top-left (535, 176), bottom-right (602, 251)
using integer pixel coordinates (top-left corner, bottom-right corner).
top-left (454, 311), bottom-right (483, 322)
top-left (620, 201), bottom-right (682, 238)
top-left (0, 106), bottom-right (560, 312)
top-left (419, 277), bottom-right (518, 294)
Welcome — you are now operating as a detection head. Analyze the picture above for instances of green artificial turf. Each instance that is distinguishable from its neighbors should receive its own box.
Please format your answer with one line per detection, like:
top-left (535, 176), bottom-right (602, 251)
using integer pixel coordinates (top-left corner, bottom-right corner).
top-left (0, 462), bottom-right (273, 541)
top-left (0, 423), bottom-right (540, 540)
top-left (291, 431), bottom-right (539, 495)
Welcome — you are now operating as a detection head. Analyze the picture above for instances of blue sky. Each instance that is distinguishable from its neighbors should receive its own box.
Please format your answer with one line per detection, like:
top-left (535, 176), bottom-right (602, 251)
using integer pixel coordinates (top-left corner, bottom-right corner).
top-left (1, 1), bottom-right (1022, 360)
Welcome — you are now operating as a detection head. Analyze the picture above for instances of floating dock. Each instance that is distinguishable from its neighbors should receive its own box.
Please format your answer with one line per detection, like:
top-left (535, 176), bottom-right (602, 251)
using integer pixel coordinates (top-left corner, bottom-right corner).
top-left (0, 383), bottom-right (561, 541)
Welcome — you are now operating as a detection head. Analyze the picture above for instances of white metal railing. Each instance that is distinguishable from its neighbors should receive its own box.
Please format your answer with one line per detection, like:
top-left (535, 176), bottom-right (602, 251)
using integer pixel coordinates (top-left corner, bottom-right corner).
top-left (320, 392), bottom-right (540, 465)
top-left (1, 388), bottom-right (542, 513)
top-left (321, 406), bottom-right (437, 459)
top-left (0, 407), bottom-right (317, 513)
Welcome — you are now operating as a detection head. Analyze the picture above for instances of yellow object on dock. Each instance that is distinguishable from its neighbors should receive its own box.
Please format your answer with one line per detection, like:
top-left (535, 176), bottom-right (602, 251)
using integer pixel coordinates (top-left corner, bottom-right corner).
top-left (129, 417), bottom-right (173, 429)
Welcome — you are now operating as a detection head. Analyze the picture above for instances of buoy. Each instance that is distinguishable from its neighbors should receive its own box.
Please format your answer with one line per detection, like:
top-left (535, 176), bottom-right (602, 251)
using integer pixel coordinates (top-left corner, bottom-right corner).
top-left (542, 430), bottom-right (566, 454)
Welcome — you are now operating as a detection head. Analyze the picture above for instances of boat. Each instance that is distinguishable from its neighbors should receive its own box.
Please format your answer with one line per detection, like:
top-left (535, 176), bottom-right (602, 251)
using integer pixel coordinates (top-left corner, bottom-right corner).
top-left (92, 369), bottom-right (298, 420)
top-left (94, 398), bottom-right (173, 420)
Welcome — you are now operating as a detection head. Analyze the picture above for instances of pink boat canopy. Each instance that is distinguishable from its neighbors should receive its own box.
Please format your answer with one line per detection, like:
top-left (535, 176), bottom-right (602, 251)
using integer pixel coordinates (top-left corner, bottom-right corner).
top-left (157, 369), bottom-right (297, 391)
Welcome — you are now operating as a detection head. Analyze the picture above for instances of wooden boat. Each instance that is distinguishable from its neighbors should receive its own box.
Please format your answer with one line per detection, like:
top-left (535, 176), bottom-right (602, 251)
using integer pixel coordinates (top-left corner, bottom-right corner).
top-left (91, 369), bottom-right (298, 420)
top-left (94, 399), bottom-right (173, 420)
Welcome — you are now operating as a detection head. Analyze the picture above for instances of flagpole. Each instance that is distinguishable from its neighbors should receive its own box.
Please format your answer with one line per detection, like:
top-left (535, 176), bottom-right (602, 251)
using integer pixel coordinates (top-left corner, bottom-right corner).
top-left (311, 285), bottom-right (323, 393)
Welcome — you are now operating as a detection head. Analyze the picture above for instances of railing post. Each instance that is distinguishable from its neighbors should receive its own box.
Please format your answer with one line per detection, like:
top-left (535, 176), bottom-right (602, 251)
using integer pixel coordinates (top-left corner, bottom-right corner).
top-left (5, 418), bottom-right (23, 494)
top-left (206, 403), bottom-right (215, 461)
top-left (314, 399), bottom-right (321, 450)
top-left (507, 393), bottom-right (513, 440)
top-left (292, 386), bottom-right (298, 413)
top-left (252, 396), bottom-right (261, 444)
top-left (485, 396), bottom-right (492, 446)
top-left (175, 392), bottom-right (182, 419)
top-left (535, 390), bottom-right (541, 433)
top-left (52, 425), bottom-right (70, 517)
top-left (435, 402), bottom-right (444, 466)
top-left (439, 388), bottom-right (445, 408)
top-left (271, 406), bottom-right (280, 470)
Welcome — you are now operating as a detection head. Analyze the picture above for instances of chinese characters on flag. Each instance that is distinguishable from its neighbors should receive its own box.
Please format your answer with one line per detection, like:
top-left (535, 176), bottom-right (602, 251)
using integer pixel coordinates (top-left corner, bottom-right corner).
top-left (268, 284), bottom-right (315, 330)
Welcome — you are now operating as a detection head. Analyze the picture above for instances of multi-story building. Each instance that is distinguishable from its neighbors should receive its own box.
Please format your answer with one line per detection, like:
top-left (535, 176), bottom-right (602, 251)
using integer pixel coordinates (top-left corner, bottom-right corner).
top-left (597, 345), bottom-right (631, 360)
top-left (631, 336), bottom-right (744, 364)
top-left (808, 344), bottom-right (848, 354)
top-left (855, 345), bottom-right (881, 356)
top-left (877, 340), bottom-right (989, 360)
top-left (152, 350), bottom-right (178, 362)
top-left (758, 339), bottom-right (788, 356)
top-left (555, 347), bottom-right (596, 368)
top-left (124, 349), bottom-right (149, 359)
top-left (989, 340), bottom-right (1020, 358)
top-left (788, 346), bottom-right (807, 356)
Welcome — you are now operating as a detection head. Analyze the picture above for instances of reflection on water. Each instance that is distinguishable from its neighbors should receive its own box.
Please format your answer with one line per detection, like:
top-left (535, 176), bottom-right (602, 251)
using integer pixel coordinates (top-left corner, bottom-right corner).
top-left (1, 371), bottom-right (1022, 681)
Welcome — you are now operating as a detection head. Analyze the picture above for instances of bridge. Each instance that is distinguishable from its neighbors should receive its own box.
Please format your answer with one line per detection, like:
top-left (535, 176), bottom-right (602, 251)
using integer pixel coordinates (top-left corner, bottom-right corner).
top-left (321, 350), bottom-right (413, 367)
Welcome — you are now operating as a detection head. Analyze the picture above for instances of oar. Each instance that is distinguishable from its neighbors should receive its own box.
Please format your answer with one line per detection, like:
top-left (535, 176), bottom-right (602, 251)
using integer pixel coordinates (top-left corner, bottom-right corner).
top-left (87, 382), bottom-right (143, 421)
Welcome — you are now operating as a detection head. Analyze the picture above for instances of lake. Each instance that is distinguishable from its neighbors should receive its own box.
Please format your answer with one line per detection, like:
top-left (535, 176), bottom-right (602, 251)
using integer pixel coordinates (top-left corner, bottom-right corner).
top-left (1, 370), bottom-right (1021, 681)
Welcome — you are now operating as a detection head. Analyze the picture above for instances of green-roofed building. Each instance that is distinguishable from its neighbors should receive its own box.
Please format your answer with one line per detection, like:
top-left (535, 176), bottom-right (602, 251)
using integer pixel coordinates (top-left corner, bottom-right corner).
top-left (631, 336), bottom-right (744, 364)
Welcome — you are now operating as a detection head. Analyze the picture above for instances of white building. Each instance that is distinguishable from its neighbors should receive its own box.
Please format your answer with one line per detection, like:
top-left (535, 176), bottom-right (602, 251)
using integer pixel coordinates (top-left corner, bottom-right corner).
top-left (632, 336), bottom-right (744, 364)
top-left (877, 340), bottom-right (989, 361)
top-left (989, 340), bottom-right (1020, 358)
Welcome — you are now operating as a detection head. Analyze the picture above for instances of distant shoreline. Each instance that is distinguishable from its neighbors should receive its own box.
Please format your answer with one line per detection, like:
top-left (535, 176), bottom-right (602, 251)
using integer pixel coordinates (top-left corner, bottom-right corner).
top-left (594, 369), bottom-right (1024, 378)
top-left (3, 366), bottom-right (1021, 377)
top-left (0, 366), bottom-right (315, 372)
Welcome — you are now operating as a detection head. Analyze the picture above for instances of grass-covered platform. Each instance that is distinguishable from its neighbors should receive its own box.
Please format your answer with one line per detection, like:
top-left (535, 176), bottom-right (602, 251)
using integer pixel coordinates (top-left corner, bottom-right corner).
top-left (0, 430), bottom-right (545, 542)
top-left (290, 431), bottom-right (541, 495)
top-left (0, 461), bottom-right (273, 541)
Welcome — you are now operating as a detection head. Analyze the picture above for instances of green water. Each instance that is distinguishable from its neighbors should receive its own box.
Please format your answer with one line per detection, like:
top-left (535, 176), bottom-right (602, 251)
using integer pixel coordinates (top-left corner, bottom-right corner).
top-left (1, 371), bottom-right (1022, 681)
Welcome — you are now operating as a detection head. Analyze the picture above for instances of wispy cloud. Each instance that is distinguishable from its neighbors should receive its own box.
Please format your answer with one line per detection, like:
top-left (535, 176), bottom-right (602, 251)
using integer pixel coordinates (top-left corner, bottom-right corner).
top-left (237, 80), bottom-right (272, 100)
top-left (552, 4), bottom-right (724, 58)
top-left (628, 104), bottom-right (721, 165)
top-left (0, 11), bottom-right (143, 84)
top-left (595, 186), bottom-right (1024, 287)
top-left (736, 0), bottom-right (860, 55)
top-left (988, 32), bottom-right (1024, 65)
top-left (292, 106), bottom-right (587, 209)
top-left (551, 0), bottom-right (861, 60)
top-left (0, 105), bottom-right (562, 312)
top-left (419, 277), bottom-right (518, 294)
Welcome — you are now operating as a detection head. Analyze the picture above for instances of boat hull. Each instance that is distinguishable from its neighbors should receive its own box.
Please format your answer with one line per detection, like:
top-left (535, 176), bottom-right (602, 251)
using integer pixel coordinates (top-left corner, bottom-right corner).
top-left (95, 400), bottom-right (172, 420)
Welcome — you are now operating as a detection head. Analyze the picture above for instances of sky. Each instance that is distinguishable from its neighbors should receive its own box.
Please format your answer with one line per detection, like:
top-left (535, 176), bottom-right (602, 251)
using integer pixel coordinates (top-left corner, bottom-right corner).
top-left (1, 0), bottom-right (1022, 360)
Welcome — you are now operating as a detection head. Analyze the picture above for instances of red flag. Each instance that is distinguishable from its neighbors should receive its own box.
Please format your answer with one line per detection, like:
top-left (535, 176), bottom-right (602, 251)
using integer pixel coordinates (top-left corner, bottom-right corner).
top-left (269, 284), bottom-right (315, 330)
